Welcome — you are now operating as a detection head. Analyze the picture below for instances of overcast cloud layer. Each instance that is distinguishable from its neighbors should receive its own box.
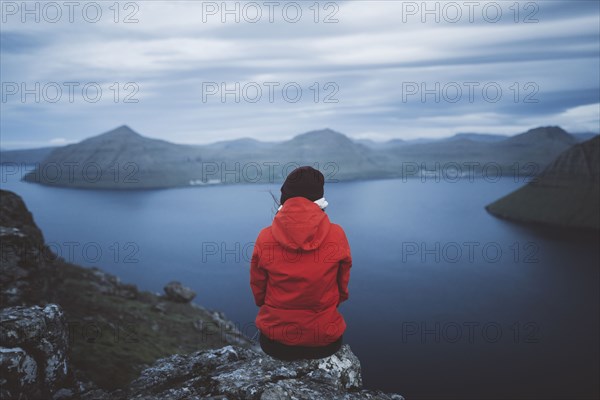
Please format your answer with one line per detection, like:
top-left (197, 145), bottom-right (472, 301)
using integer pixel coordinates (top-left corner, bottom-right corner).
top-left (1, 0), bottom-right (599, 148)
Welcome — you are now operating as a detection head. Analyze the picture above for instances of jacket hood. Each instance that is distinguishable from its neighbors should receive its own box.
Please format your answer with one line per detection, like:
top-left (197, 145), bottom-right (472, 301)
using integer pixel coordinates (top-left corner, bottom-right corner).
top-left (271, 197), bottom-right (331, 251)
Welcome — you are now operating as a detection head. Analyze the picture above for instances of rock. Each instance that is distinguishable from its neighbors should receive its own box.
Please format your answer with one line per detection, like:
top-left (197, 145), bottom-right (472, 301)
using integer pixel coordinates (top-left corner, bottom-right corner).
top-left (0, 347), bottom-right (38, 396)
top-left (0, 224), bottom-right (51, 307)
top-left (0, 191), bottom-right (60, 307)
top-left (79, 388), bottom-right (112, 400)
top-left (52, 388), bottom-right (75, 400)
top-left (205, 310), bottom-right (253, 347)
top-left (152, 302), bottom-right (167, 313)
top-left (163, 281), bottom-right (196, 303)
top-left (192, 319), bottom-right (205, 332)
top-left (0, 190), bottom-right (45, 245)
top-left (115, 283), bottom-right (138, 299)
top-left (0, 304), bottom-right (72, 399)
top-left (103, 345), bottom-right (404, 400)
top-left (88, 267), bottom-right (138, 299)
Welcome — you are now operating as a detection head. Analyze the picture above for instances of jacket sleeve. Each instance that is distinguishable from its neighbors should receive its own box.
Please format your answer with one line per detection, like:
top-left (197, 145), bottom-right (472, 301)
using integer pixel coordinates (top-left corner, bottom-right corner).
top-left (250, 234), bottom-right (268, 307)
top-left (337, 228), bottom-right (352, 306)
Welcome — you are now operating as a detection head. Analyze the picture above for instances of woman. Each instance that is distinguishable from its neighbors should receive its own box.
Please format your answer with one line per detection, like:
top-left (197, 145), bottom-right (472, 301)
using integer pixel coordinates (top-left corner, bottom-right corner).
top-left (250, 166), bottom-right (352, 361)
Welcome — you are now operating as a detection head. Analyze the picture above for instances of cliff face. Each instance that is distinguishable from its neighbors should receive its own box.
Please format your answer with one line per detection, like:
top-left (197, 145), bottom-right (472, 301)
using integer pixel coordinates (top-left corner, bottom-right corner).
top-left (486, 136), bottom-right (600, 230)
top-left (0, 189), bottom-right (404, 400)
top-left (0, 189), bottom-right (50, 306)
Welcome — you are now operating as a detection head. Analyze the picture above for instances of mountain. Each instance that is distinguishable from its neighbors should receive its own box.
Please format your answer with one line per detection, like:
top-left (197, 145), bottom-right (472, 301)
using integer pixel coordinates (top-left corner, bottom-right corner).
top-left (358, 132), bottom-right (509, 150)
top-left (0, 146), bottom-right (58, 164)
top-left (270, 129), bottom-right (386, 180)
top-left (355, 138), bottom-right (379, 147)
top-left (445, 133), bottom-right (509, 143)
top-left (16, 124), bottom-right (582, 189)
top-left (23, 125), bottom-right (205, 189)
top-left (403, 138), bottom-right (440, 144)
top-left (201, 137), bottom-right (276, 151)
top-left (489, 126), bottom-right (579, 174)
top-left (486, 136), bottom-right (600, 230)
top-left (357, 138), bottom-right (407, 150)
top-left (378, 126), bottom-right (578, 177)
top-left (573, 132), bottom-right (599, 142)
top-left (192, 128), bottom-right (387, 182)
top-left (499, 126), bottom-right (576, 147)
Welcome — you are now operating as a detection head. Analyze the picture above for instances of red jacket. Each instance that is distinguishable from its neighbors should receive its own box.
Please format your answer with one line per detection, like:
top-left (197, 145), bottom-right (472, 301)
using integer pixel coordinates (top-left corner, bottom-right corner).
top-left (250, 197), bottom-right (352, 346)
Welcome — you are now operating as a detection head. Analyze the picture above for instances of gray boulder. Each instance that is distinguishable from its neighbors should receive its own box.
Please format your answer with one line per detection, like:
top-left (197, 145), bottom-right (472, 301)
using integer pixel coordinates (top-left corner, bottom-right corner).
top-left (89, 267), bottom-right (138, 299)
top-left (0, 304), bottom-right (71, 399)
top-left (163, 281), bottom-right (196, 303)
top-left (88, 345), bottom-right (403, 400)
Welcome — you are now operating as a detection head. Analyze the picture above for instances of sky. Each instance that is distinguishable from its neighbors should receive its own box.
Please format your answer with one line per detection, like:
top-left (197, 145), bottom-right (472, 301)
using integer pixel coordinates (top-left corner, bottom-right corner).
top-left (1, 0), bottom-right (599, 149)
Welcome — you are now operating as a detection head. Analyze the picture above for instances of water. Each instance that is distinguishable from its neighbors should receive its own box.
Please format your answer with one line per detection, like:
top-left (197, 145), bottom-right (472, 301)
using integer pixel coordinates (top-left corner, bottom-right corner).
top-left (1, 168), bottom-right (598, 399)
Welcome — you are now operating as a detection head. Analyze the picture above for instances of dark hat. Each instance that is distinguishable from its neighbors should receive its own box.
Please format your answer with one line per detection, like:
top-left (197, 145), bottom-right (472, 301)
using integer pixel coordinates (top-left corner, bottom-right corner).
top-left (280, 166), bottom-right (325, 205)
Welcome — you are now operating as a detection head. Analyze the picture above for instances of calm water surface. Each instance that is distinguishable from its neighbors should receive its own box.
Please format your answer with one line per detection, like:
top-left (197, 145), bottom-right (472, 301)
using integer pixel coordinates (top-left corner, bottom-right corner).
top-left (1, 169), bottom-right (598, 399)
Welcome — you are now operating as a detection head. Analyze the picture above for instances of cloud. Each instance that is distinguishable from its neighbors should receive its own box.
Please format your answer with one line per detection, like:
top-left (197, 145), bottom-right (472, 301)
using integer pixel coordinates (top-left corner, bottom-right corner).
top-left (0, 0), bottom-right (598, 148)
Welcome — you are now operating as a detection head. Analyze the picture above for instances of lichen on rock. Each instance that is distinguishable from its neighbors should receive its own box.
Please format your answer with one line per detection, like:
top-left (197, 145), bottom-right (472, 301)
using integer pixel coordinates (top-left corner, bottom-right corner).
top-left (85, 344), bottom-right (404, 400)
top-left (0, 304), bottom-right (71, 399)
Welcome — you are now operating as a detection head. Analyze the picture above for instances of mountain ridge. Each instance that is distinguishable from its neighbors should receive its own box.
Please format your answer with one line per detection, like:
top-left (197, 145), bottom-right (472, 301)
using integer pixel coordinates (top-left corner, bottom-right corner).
top-left (1, 125), bottom-right (594, 188)
top-left (4, 125), bottom-right (596, 153)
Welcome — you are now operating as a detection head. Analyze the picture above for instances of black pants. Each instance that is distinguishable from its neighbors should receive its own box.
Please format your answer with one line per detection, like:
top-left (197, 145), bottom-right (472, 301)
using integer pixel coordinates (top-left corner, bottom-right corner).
top-left (259, 332), bottom-right (343, 361)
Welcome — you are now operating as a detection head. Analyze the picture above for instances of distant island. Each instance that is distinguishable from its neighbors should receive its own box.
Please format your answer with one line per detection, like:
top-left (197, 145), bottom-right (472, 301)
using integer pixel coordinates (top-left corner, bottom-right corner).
top-left (1, 125), bottom-right (596, 189)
